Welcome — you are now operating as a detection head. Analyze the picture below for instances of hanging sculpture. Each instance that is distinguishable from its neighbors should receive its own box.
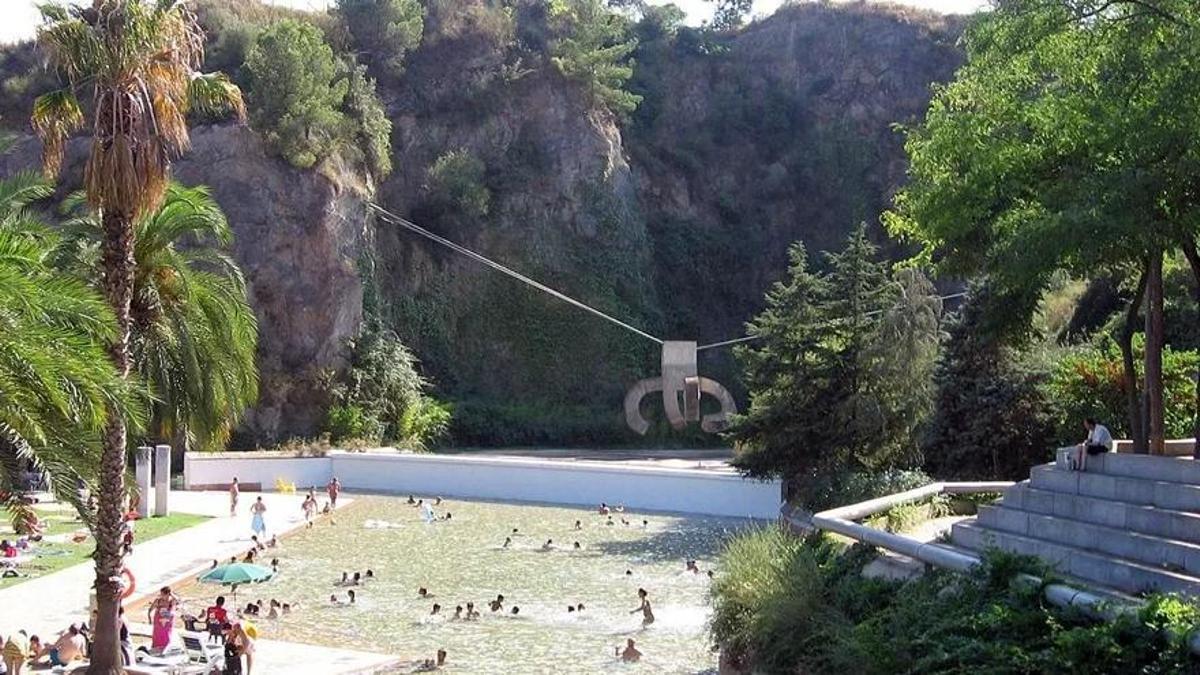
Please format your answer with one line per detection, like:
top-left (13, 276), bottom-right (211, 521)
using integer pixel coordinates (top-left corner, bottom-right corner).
top-left (623, 341), bottom-right (737, 435)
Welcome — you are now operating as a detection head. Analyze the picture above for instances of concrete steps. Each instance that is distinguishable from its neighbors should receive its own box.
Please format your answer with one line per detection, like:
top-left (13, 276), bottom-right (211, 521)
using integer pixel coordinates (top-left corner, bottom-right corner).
top-left (951, 456), bottom-right (1200, 597)
top-left (952, 521), bottom-right (1200, 596)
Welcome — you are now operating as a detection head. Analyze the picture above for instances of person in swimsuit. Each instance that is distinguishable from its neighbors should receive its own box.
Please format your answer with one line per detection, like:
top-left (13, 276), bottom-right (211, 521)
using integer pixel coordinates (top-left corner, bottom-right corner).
top-left (229, 478), bottom-right (239, 517)
top-left (148, 586), bottom-right (179, 651)
top-left (250, 497), bottom-right (267, 537)
top-left (452, 605), bottom-right (463, 620)
top-left (302, 493), bottom-right (317, 528)
top-left (574, 520), bottom-right (582, 530)
top-left (489, 595), bottom-right (504, 612)
top-left (620, 638), bottom-right (642, 662)
top-left (630, 588), bottom-right (654, 627)
top-left (327, 477), bottom-right (341, 509)
top-left (430, 604), bottom-right (441, 616)
top-left (541, 539), bottom-right (554, 551)
top-left (502, 537), bottom-right (512, 548)
top-left (466, 602), bottom-right (479, 620)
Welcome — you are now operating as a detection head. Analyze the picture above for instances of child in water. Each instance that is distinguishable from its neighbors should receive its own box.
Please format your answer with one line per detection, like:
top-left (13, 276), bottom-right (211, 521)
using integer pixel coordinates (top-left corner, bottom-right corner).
top-left (630, 589), bottom-right (654, 627)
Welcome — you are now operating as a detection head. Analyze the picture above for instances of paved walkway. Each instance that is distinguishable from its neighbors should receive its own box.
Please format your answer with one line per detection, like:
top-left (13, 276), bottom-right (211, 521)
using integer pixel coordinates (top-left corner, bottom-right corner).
top-left (0, 490), bottom-right (400, 673)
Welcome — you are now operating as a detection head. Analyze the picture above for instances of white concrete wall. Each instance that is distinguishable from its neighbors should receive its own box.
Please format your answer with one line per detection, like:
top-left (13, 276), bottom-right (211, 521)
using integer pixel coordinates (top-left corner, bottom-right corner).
top-left (183, 453), bottom-right (332, 491)
top-left (184, 451), bottom-right (781, 519)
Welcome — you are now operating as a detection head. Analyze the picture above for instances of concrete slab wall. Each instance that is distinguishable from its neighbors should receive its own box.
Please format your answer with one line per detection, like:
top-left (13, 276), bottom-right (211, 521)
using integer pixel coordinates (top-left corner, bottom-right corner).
top-left (184, 451), bottom-right (781, 518)
top-left (183, 453), bottom-right (332, 491)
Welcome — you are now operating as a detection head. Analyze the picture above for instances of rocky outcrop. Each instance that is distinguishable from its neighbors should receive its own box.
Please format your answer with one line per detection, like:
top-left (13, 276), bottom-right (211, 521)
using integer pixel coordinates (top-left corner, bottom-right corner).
top-left (0, 126), bottom-right (371, 445)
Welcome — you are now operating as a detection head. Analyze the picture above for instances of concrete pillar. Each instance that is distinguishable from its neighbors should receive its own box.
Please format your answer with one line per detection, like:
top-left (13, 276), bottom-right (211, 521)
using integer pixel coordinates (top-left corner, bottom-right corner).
top-left (154, 444), bottom-right (171, 517)
top-left (135, 446), bottom-right (153, 519)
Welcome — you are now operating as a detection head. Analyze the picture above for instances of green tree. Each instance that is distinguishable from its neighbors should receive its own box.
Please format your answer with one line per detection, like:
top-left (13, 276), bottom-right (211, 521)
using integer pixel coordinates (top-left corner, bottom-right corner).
top-left (244, 19), bottom-right (349, 169)
top-left (922, 285), bottom-right (1057, 480)
top-left (707, 0), bottom-right (752, 31)
top-left (886, 0), bottom-right (1200, 455)
top-left (729, 227), bottom-right (942, 482)
top-left (0, 170), bottom-right (140, 527)
top-left (59, 185), bottom-right (260, 454)
top-left (550, 0), bottom-right (642, 115)
top-left (341, 61), bottom-right (393, 179)
top-left (31, 2), bottom-right (244, 667)
top-left (335, 0), bottom-right (424, 79)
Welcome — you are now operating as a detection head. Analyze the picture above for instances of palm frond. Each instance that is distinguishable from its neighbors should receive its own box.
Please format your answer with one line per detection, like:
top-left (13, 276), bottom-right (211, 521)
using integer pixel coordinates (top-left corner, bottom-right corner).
top-left (187, 72), bottom-right (246, 122)
top-left (30, 90), bottom-right (84, 178)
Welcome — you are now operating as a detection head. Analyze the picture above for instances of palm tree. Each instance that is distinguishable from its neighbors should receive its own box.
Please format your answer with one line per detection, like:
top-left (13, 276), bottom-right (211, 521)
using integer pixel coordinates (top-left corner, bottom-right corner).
top-left (0, 171), bottom-right (140, 531)
top-left (32, 2), bottom-right (243, 669)
top-left (60, 184), bottom-right (259, 453)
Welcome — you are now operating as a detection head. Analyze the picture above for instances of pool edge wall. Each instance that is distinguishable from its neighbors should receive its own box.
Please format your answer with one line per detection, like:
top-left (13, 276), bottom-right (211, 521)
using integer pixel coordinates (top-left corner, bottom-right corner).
top-left (184, 451), bottom-right (782, 519)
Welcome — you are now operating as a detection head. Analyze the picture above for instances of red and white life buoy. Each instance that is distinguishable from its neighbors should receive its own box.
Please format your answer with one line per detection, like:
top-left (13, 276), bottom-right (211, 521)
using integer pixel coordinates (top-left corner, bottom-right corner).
top-left (119, 567), bottom-right (136, 599)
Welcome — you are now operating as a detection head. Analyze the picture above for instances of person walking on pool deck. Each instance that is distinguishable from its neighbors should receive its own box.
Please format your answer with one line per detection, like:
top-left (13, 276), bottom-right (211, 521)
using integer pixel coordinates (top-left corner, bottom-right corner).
top-left (1071, 417), bottom-right (1114, 471)
top-left (250, 496), bottom-right (267, 537)
top-left (230, 477), bottom-right (240, 516)
top-left (328, 477), bottom-right (341, 509)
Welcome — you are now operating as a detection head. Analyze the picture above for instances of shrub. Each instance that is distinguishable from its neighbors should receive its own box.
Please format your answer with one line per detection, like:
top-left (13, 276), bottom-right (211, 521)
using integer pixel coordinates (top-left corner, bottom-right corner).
top-left (425, 150), bottom-right (490, 217)
top-left (789, 468), bottom-right (933, 512)
top-left (326, 404), bottom-right (381, 442)
top-left (711, 530), bottom-right (1200, 674)
top-left (1044, 336), bottom-right (1200, 444)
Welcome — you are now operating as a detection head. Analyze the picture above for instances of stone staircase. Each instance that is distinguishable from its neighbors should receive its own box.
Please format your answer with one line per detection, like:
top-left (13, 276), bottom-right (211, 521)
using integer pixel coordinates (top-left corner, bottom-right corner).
top-left (952, 451), bottom-right (1200, 596)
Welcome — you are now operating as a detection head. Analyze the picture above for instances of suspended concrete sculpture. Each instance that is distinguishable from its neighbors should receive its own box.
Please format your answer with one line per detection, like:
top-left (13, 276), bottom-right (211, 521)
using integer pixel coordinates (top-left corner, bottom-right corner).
top-left (623, 341), bottom-right (737, 435)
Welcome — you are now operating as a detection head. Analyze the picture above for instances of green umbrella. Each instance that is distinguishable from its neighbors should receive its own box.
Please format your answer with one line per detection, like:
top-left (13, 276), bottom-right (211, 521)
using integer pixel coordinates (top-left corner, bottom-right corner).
top-left (198, 563), bottom-right (274, 600)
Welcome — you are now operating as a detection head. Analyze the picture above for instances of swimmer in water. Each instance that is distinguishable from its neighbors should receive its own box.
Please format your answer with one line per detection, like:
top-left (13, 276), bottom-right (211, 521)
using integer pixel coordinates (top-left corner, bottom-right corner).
top-left (511, 528), bottom-right (519, 535)
top-left (574, 520), bottom-right (582, 530)
top-left (418, 587), bottom-right (432, 598)
top-left (503, 536), bottom-right (512, 548)
top-left (621, 518), bottom-right (630, 526)
top-left (686, 560), bottom-right (700, 574)
top-left (573, 541), bottom-right (581, 550)
top-left (541, 539), bottom-right (554, 551)
top-left (365, 569), bottom-right (375, 580)
top-left (642, 519), bottom-right (648, 528)
top-left (620, 638), bottom-right (642, 662)
top-left (599, 503), bottom-right (610, 515)
top-left (567, 605), bottom-right (575, 613)
top-left (407, 495), bottom-right (416, 505)
top-left (630, 588), bottom-right (654, 627)
top-left (489, 594), bottom-right (504, 612)
top-left (348, 590), bottom-right (356, 604)
top-left (707, 570), bottom-right (714, 578)
top-left (452, 605), bottom-right (463, 620)
top-left (606, 517), bottom-right (615, 526)
top-left (510, 606), bottom-right (520, 616)
top-left (352, 572), bottom-right (362, 585)
top-left (431, 603), bottom-right (441, 616)
top-left (577, 603), bottom-right (585, 611)
top-left (337, 571), bottom-right (349, 586)
top-left (434, 497), bottom-right (443, 506)
top-left (625, 569), bottom-right (633, 576)
top-left (466, 602), bottom-right (479, 620)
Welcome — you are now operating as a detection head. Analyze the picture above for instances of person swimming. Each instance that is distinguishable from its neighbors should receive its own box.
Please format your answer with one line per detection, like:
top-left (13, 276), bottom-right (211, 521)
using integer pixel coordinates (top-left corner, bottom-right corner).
top-left (686, 560), bottom-right (699, 574)
top-left (625, 569), bottom-right (633, 576)
top-left (511, 528), bottom-right (519, 535)
top-left (606, 517), bottom-right (615, 526)
top-left (466, 602), bottom-right (479, 620)
top-left (510, 606), bottom-right (520, 616)
top-left (621, 518), bottom-right (630, 526)
top-left (574, 520), bottom-right (582, 530)
top-left (407, 495), bottom-right (416, 505)
top-left (502, 537), bottom-right (512, 548)
top-left (642, 519), bottom-right (649, 528)
top-left (541, 539), bottom-right (554, 551)
top-left (434, 497), bottom-right (443, 506)
top-left (365, 569), bottom-right (375, 580)
top-left (452, 605), bottom-right (463, 620)
top-left (337, 571), bottom-right (349, 586)
top-left (267, 599), bottom-right (281, 619)
top-left (620, 638), bottom-right (642, 662)
top-left (430, 604), bottom-right (441, 616)
top-left (599, 503), bottom-right (610, 515)
top-left (573, 541), bottom-right (581, 550)
top-left (418, 587), bottom-right (433, 598)
top-left (489, 595), bottom-right (504, 612)
top-left (348, 590), bottom-right (356, 604)
top-left (577, 603), bottom-right (585, 612)
top-left (567, 605), bottom-right (575, 613)
top-left (630, 589), bottom-right (654, 627)
top-left (352, 572), bottom-right (362, 585)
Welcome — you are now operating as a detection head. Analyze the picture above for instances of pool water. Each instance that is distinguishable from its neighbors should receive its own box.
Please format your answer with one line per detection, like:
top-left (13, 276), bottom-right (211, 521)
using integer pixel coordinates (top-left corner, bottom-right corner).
top-left (176, 496), bottom-right (749, 674)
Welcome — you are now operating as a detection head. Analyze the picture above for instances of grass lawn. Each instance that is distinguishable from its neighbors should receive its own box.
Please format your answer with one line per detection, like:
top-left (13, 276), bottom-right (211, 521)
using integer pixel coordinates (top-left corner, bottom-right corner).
top-left (0, 508), bottom-right (209, 590)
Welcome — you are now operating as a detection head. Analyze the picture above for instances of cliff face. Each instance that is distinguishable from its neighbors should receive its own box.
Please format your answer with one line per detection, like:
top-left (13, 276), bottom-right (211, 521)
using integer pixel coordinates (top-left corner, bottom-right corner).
top-left (0, 2), bottom-right (967, 446)
top-left (0, 126), bottom-right (371, 445)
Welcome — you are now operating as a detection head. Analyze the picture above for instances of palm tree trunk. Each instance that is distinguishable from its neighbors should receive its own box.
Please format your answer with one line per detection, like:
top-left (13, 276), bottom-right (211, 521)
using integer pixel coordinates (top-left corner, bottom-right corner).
top-left (1145, 248), bottom-right (1166, 455)
top-left (1120, 266), bottom-right (1148, 455)
top-left (1180, 237), bottom-right (1200, 459)
top-left (90, 209), bottom-right (135, 675)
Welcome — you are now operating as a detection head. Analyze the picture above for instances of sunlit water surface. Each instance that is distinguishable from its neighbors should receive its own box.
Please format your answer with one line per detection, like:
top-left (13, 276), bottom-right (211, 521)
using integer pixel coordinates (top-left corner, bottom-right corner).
top-left (175, 496), bottom-right (751, 674)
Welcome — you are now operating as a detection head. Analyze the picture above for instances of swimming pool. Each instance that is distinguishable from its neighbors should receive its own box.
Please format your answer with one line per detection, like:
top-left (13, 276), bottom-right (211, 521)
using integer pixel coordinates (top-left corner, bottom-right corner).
top-left (174, 496), bottom-right (750, 673)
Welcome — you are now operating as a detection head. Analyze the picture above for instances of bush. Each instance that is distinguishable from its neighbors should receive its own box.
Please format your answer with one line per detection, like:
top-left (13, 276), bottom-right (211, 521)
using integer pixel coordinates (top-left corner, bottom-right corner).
top-left (1044, 336), bottom-right (1200, 444)
top-left (711, 530), bottom-right (1200, 674)
top-left (326, 404), bottom-right (380, 442)
top-left (425, 150), bottom-right (490, 217)
top-left (335, 0), bottom-right (424, 78)
top-left (789, 468), bottom-right (933, 512)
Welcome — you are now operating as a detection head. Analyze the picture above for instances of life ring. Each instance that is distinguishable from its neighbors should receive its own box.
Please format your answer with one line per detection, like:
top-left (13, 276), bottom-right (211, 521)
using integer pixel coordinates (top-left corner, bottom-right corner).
top-left (119, 567), bottom-right (136, 599)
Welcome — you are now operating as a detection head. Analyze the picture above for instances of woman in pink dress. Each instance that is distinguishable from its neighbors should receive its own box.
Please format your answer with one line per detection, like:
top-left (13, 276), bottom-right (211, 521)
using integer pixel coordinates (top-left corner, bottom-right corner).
top-left (147, 586), bottom-right (179, 651)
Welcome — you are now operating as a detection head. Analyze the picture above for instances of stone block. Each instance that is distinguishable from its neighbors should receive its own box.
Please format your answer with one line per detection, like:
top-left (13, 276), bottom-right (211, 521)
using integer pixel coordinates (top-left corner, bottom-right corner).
top-left (978, 506), bottom-right (1029, 536)
top-left (1030, 466), bottom-right (1079, 494)
top-left (1110, 475), bottom-right (1154, 504)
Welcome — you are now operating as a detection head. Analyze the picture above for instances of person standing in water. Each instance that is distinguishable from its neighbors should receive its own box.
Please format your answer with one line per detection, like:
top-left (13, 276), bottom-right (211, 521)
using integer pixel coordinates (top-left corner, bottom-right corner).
top-left (229, 478), bottom-right (239, 517)
top-left (620, 639), bottom-right (642, 662)
top-left (630, 588), bottom-right (654, 627)
top-left (250, 496), bottom-right (267, 538)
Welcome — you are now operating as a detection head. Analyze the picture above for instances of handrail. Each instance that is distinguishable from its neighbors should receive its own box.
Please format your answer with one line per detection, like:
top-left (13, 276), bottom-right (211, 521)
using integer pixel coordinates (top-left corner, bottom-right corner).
top-left (799, 481), bottom-right (1140, 624)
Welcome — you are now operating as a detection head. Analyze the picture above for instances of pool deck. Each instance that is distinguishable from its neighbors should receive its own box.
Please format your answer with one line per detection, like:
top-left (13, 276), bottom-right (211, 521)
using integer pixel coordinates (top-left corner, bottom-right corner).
top-left (0, 490), bottom-right (403, 674)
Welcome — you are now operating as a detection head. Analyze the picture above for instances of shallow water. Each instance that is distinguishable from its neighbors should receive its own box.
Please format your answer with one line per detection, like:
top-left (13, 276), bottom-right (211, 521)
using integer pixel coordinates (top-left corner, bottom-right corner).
top-left (176, 496), bottom-right (750, 674)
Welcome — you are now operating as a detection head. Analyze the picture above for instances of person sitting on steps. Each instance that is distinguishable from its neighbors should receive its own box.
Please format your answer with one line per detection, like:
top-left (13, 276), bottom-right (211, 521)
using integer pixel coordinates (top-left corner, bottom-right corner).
top-left (1071, 417), bottom-right (1113, 472)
